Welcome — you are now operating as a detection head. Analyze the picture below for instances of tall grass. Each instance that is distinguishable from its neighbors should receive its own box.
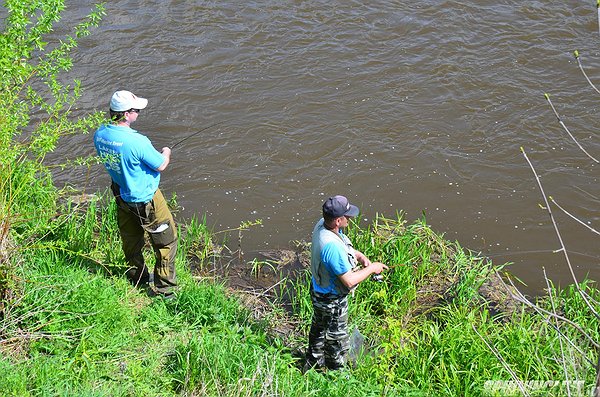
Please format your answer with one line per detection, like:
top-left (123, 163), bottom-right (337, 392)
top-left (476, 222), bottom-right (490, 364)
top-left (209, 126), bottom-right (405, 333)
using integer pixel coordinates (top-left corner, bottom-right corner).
top-left (289, 215), bottom-right (599, 396)
top-left (0, 193), bottom-right (391, 396)
top-left (2, 192), bottom-right (599, 396)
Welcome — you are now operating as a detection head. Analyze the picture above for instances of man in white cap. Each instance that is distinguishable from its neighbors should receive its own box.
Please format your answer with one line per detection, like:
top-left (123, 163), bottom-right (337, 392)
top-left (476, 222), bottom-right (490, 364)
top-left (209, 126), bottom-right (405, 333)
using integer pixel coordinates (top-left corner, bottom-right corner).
top-left (305, 195), bottom-right (387, 371)
top-left (94, 90), bottom-right (177, 297)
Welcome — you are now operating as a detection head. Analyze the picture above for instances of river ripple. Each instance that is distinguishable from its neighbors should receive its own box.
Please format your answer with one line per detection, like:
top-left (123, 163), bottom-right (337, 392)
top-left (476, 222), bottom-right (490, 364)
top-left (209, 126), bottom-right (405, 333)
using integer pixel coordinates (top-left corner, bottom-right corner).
top-left (39, 0), bottom-right (600, 292)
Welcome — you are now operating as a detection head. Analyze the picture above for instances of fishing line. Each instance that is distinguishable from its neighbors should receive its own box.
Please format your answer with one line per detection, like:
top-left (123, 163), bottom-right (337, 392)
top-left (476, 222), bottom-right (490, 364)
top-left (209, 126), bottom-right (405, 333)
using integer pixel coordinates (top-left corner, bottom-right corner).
top-left (171, 120), bottom-right (228, 149)
top-left (486, 249), bottom-right (600, 261)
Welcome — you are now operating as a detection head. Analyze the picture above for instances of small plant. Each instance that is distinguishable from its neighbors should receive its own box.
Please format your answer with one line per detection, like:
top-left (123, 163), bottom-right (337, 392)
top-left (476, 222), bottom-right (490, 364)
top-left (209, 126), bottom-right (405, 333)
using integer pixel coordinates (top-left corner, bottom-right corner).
top-left (249, 258), bottom-right (278, 278)
top-left (181, 214), bottom-right (219, 271)
top-left (214, 219), bottom-right (263, 264)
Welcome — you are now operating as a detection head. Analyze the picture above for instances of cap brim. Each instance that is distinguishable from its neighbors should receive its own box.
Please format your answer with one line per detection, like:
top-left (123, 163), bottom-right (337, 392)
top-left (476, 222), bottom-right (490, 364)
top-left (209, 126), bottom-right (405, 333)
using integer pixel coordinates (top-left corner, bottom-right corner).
top-left (134, 97), bottom-right (148, 110)
top-left (345, 204), bottom-right (360, 217)
top-left (109, 95), bottom-right (148, 112)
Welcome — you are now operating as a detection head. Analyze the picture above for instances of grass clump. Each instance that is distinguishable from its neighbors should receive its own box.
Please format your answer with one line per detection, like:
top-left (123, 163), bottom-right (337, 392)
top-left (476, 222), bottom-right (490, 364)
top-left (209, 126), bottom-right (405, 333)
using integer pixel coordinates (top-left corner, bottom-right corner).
top-left (288, 214), bottom-right (599, 396)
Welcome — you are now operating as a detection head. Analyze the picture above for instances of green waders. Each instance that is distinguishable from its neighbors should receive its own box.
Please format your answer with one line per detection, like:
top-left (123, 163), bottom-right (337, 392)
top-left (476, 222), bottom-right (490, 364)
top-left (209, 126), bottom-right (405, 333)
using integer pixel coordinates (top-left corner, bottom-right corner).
top-left (114, 185), bottom-right (178, 295)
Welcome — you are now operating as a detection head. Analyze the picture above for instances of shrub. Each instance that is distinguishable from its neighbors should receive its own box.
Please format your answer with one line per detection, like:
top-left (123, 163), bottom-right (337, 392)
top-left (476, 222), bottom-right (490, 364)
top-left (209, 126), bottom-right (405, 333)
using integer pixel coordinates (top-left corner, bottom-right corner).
top-left (0, 0), bottom-right (105, 321)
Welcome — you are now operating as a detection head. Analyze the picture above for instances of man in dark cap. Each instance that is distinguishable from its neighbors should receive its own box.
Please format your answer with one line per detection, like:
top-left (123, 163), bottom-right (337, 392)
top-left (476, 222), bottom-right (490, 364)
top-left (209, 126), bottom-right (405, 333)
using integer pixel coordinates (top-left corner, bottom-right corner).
top-left (94, 90), bottom-right (178, 297)
top-left (305, 195), bottom-right (387, 371)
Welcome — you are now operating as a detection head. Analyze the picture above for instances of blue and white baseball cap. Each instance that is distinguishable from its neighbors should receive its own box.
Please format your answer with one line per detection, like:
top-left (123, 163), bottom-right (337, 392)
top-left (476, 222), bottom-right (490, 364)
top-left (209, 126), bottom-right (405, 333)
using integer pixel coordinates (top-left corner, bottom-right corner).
top-left (322, 195), bottom-right (360, 218)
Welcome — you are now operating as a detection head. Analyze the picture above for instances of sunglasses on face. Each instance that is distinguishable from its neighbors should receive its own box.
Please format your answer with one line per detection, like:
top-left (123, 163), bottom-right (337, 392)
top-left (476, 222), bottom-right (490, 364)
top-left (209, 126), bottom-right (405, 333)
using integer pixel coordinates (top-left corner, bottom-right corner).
top-left (127, 109), bottom-right (141, 114)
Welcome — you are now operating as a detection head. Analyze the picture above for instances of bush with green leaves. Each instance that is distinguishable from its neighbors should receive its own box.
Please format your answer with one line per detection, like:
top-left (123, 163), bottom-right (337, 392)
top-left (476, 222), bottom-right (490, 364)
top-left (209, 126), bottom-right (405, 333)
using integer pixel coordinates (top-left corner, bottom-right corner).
top-left (0, 0), bottom-right (105, 308)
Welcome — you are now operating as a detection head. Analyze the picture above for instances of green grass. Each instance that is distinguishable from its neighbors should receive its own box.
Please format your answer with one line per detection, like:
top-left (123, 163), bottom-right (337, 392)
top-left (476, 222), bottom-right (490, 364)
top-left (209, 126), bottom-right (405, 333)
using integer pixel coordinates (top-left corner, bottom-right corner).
top-left (1, 197), bottom-right (598, 396)
top-left (287, 216), bottom-right (599, 396)
top-left (351, 217), bottom-right (599, 396)
top-left (0, 195), bottom-right (385, 396)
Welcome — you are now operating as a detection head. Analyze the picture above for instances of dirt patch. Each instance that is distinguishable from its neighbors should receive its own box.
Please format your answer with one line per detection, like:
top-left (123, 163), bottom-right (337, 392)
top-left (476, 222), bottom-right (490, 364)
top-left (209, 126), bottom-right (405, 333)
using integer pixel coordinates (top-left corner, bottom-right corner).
top-left (188, 241), bottom-right (311, 349)
top-left (409, 267), bottom-right (522, 320)
top-left (410, 271), bottom-right (458, 318)
top-left (190, 238), bottom-right (524, 355)
top-left (478, 271), bottom-right (523, 319)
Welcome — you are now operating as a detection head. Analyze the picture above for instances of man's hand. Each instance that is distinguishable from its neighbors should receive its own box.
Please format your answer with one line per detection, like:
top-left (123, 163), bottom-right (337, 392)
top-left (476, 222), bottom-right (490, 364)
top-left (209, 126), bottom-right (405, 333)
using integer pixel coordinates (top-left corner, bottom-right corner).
top-left (354, 250), bottom-right (372, 267)
top-left (157, 147), bottom-right (172, 172)
top-left (369, 261), bottom-right (388, 274)
top-left (339, 261), bottom-right (388, 290)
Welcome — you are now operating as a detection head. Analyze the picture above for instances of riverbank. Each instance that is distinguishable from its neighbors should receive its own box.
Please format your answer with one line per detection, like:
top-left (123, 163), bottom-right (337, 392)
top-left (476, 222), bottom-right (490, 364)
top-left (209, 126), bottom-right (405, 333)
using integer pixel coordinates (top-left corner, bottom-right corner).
top-left (1, 191), bottom-right (598, 396)
top-left (3, 2), bottom-right (599, 394)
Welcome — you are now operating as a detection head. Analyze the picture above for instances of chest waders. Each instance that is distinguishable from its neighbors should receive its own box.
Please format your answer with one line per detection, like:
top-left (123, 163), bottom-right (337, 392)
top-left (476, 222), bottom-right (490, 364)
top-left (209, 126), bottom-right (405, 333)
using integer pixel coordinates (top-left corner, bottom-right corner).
top-left (111, 181), bottom-right (178, 295)
top-left (311, 223), bottom-right (358, 297)
top-left (306, 222), bottom-right (357, 370)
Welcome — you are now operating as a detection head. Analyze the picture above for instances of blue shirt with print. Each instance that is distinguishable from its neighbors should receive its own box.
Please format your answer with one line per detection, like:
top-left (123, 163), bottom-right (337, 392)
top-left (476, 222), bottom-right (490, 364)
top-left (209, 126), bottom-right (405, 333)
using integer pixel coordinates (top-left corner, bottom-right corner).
top-left (94, 124), bottom-right (165, 203)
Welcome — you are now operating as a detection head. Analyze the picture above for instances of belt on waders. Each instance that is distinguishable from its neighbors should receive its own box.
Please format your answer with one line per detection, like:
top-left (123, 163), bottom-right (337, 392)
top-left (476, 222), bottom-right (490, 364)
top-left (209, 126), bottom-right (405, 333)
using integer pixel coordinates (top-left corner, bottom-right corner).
top-left (111, 181), bottom-right (151, 212)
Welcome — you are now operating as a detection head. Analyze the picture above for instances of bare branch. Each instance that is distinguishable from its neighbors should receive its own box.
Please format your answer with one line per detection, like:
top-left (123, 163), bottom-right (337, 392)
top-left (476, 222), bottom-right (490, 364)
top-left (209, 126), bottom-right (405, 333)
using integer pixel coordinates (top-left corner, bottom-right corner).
top-left (597, 1), bottom-right (600, 37)
top-left (574, 50), bottom-right (600, 95)
top-left (544, 267), bottom-right (573, 397)
top-left (500, 271), bottom-right (599, 358)
top-left (543, 94), bottom-right (599, 163)
top-left (521, 148), bottom-right (600, 319)
top-left (471, 323), bottom-right (530, 397)
top-left (550, 196), bottom-right (600, 236)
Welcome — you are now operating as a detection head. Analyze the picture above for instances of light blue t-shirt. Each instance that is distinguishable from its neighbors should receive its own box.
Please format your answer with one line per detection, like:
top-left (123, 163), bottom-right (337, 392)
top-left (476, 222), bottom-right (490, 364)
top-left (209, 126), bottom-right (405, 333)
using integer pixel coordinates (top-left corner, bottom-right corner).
top-left (311, 219), bottom-right (355, 295)
top-left (94, 124), bottom-right (165, 203)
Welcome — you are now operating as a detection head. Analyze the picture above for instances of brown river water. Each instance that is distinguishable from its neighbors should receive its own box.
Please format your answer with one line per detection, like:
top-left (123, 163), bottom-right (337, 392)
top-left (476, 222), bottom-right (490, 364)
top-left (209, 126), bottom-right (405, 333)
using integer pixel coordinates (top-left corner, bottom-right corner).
top-left (37, 1), bottom-right (600, 293)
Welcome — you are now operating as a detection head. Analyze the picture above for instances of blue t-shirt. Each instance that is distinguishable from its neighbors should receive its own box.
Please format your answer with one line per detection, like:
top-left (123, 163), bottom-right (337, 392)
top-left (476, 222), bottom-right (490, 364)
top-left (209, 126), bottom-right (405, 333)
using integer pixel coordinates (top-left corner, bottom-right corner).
top-left (94, 124), bottom-right (165, 203)
top-left (311, 220), bottom-right (354, 295)
top-left (312, 240), bottom-right (353, 295)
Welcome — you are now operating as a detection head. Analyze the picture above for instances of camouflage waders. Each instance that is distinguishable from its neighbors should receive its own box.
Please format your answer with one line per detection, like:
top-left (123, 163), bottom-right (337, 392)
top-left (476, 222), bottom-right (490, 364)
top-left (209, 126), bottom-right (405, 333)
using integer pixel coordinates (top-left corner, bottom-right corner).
top-left (305, 286), bottom-right (350, 370)
top-left (113, 184), bottom-right (178, 295)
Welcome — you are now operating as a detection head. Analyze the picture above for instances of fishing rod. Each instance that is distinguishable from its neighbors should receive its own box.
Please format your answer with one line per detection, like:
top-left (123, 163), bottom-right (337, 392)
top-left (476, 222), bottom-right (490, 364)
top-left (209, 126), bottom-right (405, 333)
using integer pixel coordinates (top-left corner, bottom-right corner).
top-left (170, 120), bottom-right (228, 149)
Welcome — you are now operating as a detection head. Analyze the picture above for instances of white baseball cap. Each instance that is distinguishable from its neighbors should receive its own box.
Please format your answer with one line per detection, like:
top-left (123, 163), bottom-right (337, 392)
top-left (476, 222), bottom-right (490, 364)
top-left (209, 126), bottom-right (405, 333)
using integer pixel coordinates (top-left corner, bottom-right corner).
top-left (109, 90), bottom-right (148, 112)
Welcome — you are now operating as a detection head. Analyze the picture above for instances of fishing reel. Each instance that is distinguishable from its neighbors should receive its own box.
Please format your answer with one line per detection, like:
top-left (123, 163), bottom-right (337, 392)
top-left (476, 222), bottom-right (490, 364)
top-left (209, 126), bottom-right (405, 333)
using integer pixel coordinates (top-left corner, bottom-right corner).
top-left (371, 274), bottom-right (384, 283)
